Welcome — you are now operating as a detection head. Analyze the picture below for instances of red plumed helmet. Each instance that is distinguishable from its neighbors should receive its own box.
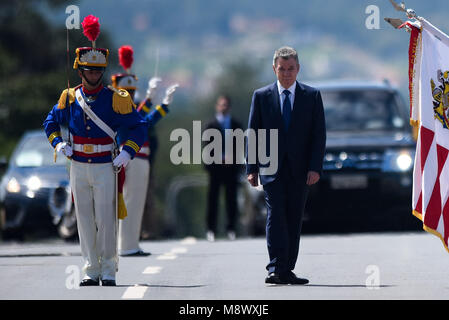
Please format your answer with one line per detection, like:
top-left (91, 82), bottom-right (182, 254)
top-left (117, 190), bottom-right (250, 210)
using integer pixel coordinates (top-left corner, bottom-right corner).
top-left (81, 15), bottom-right (100, 43)
top-left (118, 45), bottom-right (134, 72)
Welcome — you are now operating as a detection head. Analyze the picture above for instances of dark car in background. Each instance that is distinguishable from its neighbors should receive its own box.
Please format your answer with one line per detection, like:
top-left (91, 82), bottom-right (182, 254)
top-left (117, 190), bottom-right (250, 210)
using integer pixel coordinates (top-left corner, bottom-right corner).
top-left (0, 130), bottom-right (77, 240)
top-left (241, 80), bottom-right (421, 235)
top-left (303, 80), bottom-right (420, 232)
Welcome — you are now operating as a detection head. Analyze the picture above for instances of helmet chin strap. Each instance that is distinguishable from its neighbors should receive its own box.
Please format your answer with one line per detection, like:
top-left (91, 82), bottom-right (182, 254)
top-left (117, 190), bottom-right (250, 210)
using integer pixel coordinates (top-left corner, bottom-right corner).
top-left (81, 69), bottom-right (104, 88)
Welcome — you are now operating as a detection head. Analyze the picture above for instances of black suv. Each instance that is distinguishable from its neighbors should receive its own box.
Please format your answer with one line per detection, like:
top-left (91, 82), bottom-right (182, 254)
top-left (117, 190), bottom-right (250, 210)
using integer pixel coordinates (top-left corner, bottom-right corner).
top-left (304, 80), bottom-right (421, 232)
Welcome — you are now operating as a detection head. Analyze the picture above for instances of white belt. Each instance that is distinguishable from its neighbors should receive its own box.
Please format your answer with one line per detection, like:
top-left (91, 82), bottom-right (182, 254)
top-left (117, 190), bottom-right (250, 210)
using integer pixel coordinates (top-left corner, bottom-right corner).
top-left (137, 146), bottom-right (150, 156)
top-left (73, 143), bottom-right (114, 154)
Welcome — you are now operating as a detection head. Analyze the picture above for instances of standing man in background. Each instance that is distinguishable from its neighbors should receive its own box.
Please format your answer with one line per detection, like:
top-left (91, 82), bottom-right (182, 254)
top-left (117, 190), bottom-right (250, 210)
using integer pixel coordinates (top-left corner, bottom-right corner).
top-left (246, 46), bottom-right (326, 285)
top-left (204, 95), bottom-right (243, 241)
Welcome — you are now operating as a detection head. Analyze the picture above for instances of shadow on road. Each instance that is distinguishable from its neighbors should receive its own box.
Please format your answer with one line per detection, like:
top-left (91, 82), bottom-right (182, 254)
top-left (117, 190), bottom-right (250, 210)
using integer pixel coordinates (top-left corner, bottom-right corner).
top-left (306, 284), bottom-right (395, 288)
top-left (116, 283), bottom-right (207, 289)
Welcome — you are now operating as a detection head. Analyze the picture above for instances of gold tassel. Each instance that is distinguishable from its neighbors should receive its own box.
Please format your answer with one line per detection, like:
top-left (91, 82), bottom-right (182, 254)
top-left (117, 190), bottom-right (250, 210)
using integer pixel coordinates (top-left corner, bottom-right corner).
top-left (57, 88), bottom-right (76, 110)
top-left (109, 86), bottom-right (135, 114)
top-left (117, 192), bottom-right (128, 220)
top-left (409, 119), bottom-right (419, 127)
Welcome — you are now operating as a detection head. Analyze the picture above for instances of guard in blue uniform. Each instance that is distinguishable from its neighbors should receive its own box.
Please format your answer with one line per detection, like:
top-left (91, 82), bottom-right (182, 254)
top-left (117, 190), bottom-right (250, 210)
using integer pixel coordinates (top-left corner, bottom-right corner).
top-left (112, 45), bottom-right (178, 256)
top-left (43, 16), bottom-right (147, 287)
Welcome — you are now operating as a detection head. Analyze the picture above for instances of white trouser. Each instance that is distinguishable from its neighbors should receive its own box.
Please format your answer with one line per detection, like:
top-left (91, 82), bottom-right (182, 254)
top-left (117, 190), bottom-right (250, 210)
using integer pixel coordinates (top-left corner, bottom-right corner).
top-left (70, 160), bottom-right (117, 280)
top-left (119, 157), bottom-right (150, 255)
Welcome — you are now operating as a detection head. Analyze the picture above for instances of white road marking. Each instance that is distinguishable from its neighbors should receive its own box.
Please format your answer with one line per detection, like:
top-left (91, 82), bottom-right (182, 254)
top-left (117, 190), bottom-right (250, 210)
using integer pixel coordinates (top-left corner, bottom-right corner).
top-left (123, 239), bottom-right (197, 299)
top-left (142, 266), bottom-right (162, 274)
top-left (156, 252), bottom-right (177, 260)
top-left (180, 237), bottom-right (197, 245)
top-left (170, 247), bottom-right (187, 254)
top-left (122, 285), bottom-right (148, 299)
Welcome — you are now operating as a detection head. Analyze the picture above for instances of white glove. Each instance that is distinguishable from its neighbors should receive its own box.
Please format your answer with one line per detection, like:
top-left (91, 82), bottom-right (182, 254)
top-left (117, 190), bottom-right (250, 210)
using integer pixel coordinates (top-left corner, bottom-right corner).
top-left (162, 84), bottom-right (179, 105)
top-left (56, 142), bottom-right (73, 157)
top-left (112, 150), bottom-right (131, 168)
top-left (146, 77), bottom-right (162, 100)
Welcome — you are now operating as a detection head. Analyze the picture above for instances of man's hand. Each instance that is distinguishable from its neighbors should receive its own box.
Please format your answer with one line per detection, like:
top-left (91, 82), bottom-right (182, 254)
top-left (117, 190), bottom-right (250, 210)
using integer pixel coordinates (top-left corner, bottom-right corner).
top-left (146, 77), bottom-right (162, 100)
top-left (162, 84), bottom-right (179, 105)
top-left (113, 150), bottom-right (131, 168)
top-left (55, 142), bottom-right (73, 157)
top-left (306, 171), bottom-right (320, 186)
top-left (247, 173), bottom-right (259, 187)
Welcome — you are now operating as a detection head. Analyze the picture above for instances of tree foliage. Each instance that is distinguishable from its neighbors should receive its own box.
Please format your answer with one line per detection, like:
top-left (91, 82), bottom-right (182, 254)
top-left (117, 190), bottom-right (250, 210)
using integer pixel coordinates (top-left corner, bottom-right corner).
top-left (0, 0), bottom-right (113, 157)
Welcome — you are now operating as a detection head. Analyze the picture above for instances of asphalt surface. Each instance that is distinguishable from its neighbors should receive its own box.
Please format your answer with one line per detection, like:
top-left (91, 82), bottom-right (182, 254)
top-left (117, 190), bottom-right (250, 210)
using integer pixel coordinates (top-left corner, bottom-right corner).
top-left (0, 231), bottom-right (449, 302)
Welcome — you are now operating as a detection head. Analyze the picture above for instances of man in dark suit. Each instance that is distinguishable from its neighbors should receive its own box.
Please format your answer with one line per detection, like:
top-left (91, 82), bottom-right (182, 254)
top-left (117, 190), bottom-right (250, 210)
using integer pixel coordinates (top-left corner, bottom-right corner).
top-left (246, 46), bottom-right (326, 285)
top-left (204, 95), bottom-right (243, 241)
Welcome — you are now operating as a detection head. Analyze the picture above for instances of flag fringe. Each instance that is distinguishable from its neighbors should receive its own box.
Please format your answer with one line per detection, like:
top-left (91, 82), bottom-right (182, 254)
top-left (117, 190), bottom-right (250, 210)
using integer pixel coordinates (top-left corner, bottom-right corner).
top-left (413, 210), bottom-right (449, 253)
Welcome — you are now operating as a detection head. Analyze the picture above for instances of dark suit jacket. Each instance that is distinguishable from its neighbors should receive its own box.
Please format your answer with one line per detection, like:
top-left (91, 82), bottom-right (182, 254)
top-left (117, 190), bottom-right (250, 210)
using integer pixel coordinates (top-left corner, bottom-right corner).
top-left (203, 115), bottom-right (244, 174)
top-left (246, 81), bottom-right (326, 185)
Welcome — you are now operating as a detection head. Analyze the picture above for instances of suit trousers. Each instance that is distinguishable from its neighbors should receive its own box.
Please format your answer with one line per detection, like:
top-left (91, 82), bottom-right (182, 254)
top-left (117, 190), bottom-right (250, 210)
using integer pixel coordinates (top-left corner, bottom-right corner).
top-left (70, 160), bottom-right (117, 280)
top-left (119, 157), bottom-right (150, 254)
top-left (263, 159), bottom-right (309, 275)
top-left (206, 166), bottom-right (239, 233)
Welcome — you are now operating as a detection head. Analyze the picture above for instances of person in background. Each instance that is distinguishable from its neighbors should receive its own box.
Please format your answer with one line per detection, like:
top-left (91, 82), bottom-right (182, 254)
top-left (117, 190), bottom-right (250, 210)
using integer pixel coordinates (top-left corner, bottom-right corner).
top-left (204, 95), bottom-right (243, 241)
top-left (112, 45), bottom-right (178, 256)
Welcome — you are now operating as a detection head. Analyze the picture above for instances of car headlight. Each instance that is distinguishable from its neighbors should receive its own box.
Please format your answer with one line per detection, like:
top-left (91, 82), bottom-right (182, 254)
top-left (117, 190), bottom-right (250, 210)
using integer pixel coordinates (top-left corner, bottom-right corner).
top-left (382, 149), bottom-right (414, 172)
top-left (396, 153), bottom-right (413, 171)
top-left (6, 177), bottom-right (20, 193)
top-left (26, 176), bottom-right (41, 191)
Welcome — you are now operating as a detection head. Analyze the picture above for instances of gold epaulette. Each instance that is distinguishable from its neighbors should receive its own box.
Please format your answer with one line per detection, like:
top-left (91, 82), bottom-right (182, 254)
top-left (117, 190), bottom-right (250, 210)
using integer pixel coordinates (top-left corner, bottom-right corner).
top-left (108, 85), bottom-right (136, 114)
top-left (57, 88), bottom-right (76, 110)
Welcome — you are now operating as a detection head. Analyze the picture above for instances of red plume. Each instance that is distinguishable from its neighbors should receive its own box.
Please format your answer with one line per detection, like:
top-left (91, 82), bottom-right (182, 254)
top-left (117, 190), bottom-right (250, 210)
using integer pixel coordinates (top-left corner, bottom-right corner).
top-left (81, 15), bottom-right (100, 43)
top-left (118, 45), bottom-right (134, 71)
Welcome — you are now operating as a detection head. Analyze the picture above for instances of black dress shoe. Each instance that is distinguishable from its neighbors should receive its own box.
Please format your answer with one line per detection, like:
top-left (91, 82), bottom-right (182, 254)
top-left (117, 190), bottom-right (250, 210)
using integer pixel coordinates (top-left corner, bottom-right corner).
top-left (265, 273), bottom-right (285, 284)
top-left (121, 250), bottom-right (151, 257)
top-left (101, 279), bottom-right (116, 286)
top-left (79, 278), bottom-right (100, 286)
top-left (281, 271), bottom-right (309, 285)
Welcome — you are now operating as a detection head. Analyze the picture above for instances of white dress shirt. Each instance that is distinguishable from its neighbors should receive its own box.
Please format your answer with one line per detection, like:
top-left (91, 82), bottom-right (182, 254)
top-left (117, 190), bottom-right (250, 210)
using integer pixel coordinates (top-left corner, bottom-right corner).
top-left (277, 80), bottom-right (296, 114)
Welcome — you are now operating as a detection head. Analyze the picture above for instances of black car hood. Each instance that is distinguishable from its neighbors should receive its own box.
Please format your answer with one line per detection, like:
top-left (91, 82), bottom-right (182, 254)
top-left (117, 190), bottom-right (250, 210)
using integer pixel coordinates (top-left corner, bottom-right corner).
top-left (5, 165), bottom-right (70, 188)
top-left (326, 130), bottom-right (416, 150)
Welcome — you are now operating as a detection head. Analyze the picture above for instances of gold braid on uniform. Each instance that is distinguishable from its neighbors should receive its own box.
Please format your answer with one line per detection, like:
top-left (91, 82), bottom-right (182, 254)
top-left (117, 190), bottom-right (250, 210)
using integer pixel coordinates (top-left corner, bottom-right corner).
top-left (124, 140), bottom-right (140, 153)
top-left (155, 105), bottom-right (166, 117)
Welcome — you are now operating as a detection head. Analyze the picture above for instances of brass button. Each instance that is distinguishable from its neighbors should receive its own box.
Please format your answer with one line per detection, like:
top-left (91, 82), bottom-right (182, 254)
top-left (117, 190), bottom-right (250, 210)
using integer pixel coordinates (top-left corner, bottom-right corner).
top-left (86, 126), bottom-right (91, 130)
top-left (88, 159), bottom-right (92, 163)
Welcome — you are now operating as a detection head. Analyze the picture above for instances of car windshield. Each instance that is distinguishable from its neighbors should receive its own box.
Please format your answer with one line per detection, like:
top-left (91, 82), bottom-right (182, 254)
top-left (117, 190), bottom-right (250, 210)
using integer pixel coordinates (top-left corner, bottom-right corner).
top-left (320, 89), bottom-right (406, 131)
top-left (12, 135), bottom-right (68, 167)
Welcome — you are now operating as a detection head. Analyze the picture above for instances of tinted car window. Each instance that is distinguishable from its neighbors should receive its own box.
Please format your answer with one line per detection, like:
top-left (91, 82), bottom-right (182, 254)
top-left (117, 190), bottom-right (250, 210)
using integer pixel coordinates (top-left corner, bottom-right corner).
top-left (12, 135), bottom-right (67, 167)
top-left (321, 90), bottom-right (406, 131)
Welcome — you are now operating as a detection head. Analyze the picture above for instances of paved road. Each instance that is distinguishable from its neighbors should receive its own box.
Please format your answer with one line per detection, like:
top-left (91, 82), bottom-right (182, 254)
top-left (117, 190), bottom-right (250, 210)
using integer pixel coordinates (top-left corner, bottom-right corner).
top-left (0, 231), bottom-right (449, 301)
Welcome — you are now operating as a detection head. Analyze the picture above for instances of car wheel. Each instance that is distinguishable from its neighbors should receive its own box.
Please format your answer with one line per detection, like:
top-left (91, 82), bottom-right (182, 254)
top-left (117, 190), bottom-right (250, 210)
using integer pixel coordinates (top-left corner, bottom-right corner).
top-left (57, 207), bottom-right (77, 240)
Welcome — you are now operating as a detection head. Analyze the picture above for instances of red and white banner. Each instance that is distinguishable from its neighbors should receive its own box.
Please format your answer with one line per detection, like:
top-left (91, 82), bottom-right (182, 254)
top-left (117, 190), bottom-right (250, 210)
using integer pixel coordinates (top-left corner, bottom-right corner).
top-left (407, 19), bottom-right (449, 252)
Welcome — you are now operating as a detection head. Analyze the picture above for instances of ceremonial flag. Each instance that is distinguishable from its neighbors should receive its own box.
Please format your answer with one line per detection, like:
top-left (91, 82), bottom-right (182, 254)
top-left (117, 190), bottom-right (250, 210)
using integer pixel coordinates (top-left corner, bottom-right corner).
top-left (406, 19), bottom-right (449, 252)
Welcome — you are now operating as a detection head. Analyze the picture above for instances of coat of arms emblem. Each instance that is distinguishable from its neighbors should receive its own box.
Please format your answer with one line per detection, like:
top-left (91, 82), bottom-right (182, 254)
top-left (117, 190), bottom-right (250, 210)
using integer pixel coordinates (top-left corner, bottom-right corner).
top-left (431, 69), bottom-right (449, 129)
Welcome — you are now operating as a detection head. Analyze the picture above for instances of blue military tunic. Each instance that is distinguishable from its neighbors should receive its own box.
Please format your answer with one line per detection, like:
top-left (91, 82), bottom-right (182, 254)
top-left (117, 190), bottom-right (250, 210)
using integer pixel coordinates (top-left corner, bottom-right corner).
top-left (43, 85), bottom-right (147, 163)
top-left (116, 98), bottom-right (169, 159)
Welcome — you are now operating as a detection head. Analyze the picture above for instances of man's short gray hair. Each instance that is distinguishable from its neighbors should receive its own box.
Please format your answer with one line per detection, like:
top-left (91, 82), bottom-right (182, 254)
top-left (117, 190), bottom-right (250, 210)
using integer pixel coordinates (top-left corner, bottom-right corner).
top-left (273, 46), bottom-right (299, 66)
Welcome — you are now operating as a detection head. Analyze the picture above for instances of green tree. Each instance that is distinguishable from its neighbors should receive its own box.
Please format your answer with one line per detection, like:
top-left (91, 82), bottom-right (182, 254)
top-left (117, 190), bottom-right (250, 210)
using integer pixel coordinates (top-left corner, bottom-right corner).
top-left (0, 0), bottom-right (113, 157)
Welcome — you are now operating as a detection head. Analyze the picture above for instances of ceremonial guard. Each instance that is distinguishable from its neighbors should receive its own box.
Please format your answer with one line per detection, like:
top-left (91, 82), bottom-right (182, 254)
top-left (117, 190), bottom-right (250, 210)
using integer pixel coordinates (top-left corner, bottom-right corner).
top-left (112, 45), bottom-right (178, 256)
top-left (43, 16), bottom-right (147, 286)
